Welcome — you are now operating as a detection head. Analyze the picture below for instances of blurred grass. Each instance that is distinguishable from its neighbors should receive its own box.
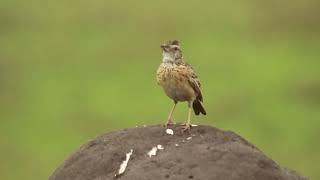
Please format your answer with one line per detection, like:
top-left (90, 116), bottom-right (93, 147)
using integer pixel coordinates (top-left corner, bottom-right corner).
top-left (0, 0), bottom-right (320, 179)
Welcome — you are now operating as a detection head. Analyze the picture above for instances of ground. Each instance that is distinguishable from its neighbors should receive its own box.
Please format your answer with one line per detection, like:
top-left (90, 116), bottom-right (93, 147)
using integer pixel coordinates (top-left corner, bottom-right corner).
top-left (49, 125), bottom-right (308, 180)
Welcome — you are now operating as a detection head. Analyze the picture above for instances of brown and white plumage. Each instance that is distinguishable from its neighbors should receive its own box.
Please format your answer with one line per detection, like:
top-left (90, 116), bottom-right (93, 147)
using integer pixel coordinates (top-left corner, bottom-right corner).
top-left (156, 40), bottom-right (206, 131)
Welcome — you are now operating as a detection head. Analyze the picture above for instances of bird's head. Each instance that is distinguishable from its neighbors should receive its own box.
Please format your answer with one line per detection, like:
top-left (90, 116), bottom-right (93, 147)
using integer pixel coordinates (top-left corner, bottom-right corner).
top-left (160, 40), bottom-right (183, 63)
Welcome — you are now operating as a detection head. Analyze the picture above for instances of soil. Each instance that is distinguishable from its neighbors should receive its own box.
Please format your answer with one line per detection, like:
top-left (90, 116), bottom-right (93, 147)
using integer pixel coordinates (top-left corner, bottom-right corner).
top-left (49, 125), bottom-right (308, 180)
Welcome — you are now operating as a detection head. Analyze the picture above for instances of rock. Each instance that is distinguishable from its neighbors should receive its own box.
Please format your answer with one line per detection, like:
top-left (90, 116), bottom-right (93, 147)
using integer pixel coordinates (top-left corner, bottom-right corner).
top-left (49, 125), bottom-right (308, 180)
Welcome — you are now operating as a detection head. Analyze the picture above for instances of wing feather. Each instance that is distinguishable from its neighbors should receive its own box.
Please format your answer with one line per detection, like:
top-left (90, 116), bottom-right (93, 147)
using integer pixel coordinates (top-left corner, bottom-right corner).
top-left (177, 62), bottom-right (203, 102)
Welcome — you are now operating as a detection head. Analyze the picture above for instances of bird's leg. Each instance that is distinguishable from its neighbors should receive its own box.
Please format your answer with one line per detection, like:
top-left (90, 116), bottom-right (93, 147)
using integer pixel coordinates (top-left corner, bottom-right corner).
top-left (182, 102), bottom-right (192, 132)
top-left (166, 102), bottom-right (177, 127)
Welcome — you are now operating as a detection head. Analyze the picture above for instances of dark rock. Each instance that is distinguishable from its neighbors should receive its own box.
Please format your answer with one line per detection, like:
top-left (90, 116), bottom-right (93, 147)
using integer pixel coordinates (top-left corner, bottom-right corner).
top-left (49, 125), bottom-right (308, 180)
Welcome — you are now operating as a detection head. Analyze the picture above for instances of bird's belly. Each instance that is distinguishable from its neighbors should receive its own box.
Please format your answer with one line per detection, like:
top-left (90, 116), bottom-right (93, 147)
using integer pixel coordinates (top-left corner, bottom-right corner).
top-left (162, 78), bottom-right (195, 102)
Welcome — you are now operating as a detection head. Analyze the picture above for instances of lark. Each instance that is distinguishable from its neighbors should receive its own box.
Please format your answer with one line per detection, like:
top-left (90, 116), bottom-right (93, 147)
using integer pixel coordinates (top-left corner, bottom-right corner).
top-left (156, 40), bottom-right (206, 132)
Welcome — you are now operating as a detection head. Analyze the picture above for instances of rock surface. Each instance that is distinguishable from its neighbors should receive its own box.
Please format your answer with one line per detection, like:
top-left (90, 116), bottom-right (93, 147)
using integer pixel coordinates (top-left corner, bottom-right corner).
top-left (49, 125), bottom-right (308, 180)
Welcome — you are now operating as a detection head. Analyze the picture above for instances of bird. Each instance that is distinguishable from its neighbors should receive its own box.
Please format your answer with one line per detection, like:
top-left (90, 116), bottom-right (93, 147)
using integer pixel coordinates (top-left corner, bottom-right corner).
top-left (156, 40), bottom-right (206, 132)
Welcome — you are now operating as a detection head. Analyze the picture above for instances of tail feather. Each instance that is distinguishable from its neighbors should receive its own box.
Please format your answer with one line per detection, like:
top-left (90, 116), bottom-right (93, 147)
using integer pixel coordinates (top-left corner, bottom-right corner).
top-left (192, 100), bottom-right (207, 116)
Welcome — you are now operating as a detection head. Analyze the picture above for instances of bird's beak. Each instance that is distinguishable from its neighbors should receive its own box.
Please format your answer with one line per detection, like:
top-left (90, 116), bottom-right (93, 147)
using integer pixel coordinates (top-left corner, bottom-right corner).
top-left (160, 44), bottom-right (168, 52)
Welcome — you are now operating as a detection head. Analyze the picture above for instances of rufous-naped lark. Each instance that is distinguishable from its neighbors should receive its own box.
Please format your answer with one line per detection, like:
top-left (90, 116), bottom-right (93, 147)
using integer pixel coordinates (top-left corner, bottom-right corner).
top-left (156, 40), bottom-right (206, 132)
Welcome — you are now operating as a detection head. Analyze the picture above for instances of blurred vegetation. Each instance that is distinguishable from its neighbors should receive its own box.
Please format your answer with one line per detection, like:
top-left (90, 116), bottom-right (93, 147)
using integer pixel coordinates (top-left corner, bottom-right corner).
top-left (0, 0), bottom-right (319, 179)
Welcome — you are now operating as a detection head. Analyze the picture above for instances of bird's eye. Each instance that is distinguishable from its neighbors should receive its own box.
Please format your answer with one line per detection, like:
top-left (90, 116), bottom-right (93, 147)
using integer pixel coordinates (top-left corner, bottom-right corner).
top-left (173, 47), bottom-right (179, 50)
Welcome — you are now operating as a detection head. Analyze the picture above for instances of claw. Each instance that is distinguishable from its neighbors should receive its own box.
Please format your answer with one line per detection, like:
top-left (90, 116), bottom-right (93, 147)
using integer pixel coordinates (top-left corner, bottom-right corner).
top-left (181, 123), bottom-right (191, 133)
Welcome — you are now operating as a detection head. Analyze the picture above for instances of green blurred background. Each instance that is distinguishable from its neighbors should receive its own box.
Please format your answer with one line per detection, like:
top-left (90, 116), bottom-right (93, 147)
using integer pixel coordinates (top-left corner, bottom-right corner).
top-left (1, 0), bottom-right (319, 179)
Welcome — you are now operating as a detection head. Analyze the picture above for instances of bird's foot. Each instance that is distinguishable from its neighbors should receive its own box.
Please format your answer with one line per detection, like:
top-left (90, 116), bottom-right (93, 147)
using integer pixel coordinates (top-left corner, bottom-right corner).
top-left (165, 119), bottom-right (175, 128)
top-left (181, 123), bottom-right (191, 133)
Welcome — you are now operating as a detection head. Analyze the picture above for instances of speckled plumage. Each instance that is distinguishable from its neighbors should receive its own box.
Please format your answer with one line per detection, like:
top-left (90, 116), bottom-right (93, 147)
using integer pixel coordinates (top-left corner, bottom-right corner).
top-left (156, 40), bottom-right (206, 131)
top-left (157, 61), bottom-right (200, 102)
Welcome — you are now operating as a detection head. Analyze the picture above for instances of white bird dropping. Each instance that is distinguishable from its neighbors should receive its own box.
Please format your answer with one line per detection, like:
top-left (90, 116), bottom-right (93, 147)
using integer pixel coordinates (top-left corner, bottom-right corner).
top-left (157, 145), bottom-right (164, 150)
top-left (116, 149), bottom-right (133, 177)
top-left (147, 147), bottom-right (158, 157)
top-left (166, 129), bottom-right (174, 135)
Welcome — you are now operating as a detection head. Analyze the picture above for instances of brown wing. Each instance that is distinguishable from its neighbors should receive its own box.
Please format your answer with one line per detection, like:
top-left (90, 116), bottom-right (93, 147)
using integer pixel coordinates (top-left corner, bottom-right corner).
top-left (177, 62), bottom-right (203, 102)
